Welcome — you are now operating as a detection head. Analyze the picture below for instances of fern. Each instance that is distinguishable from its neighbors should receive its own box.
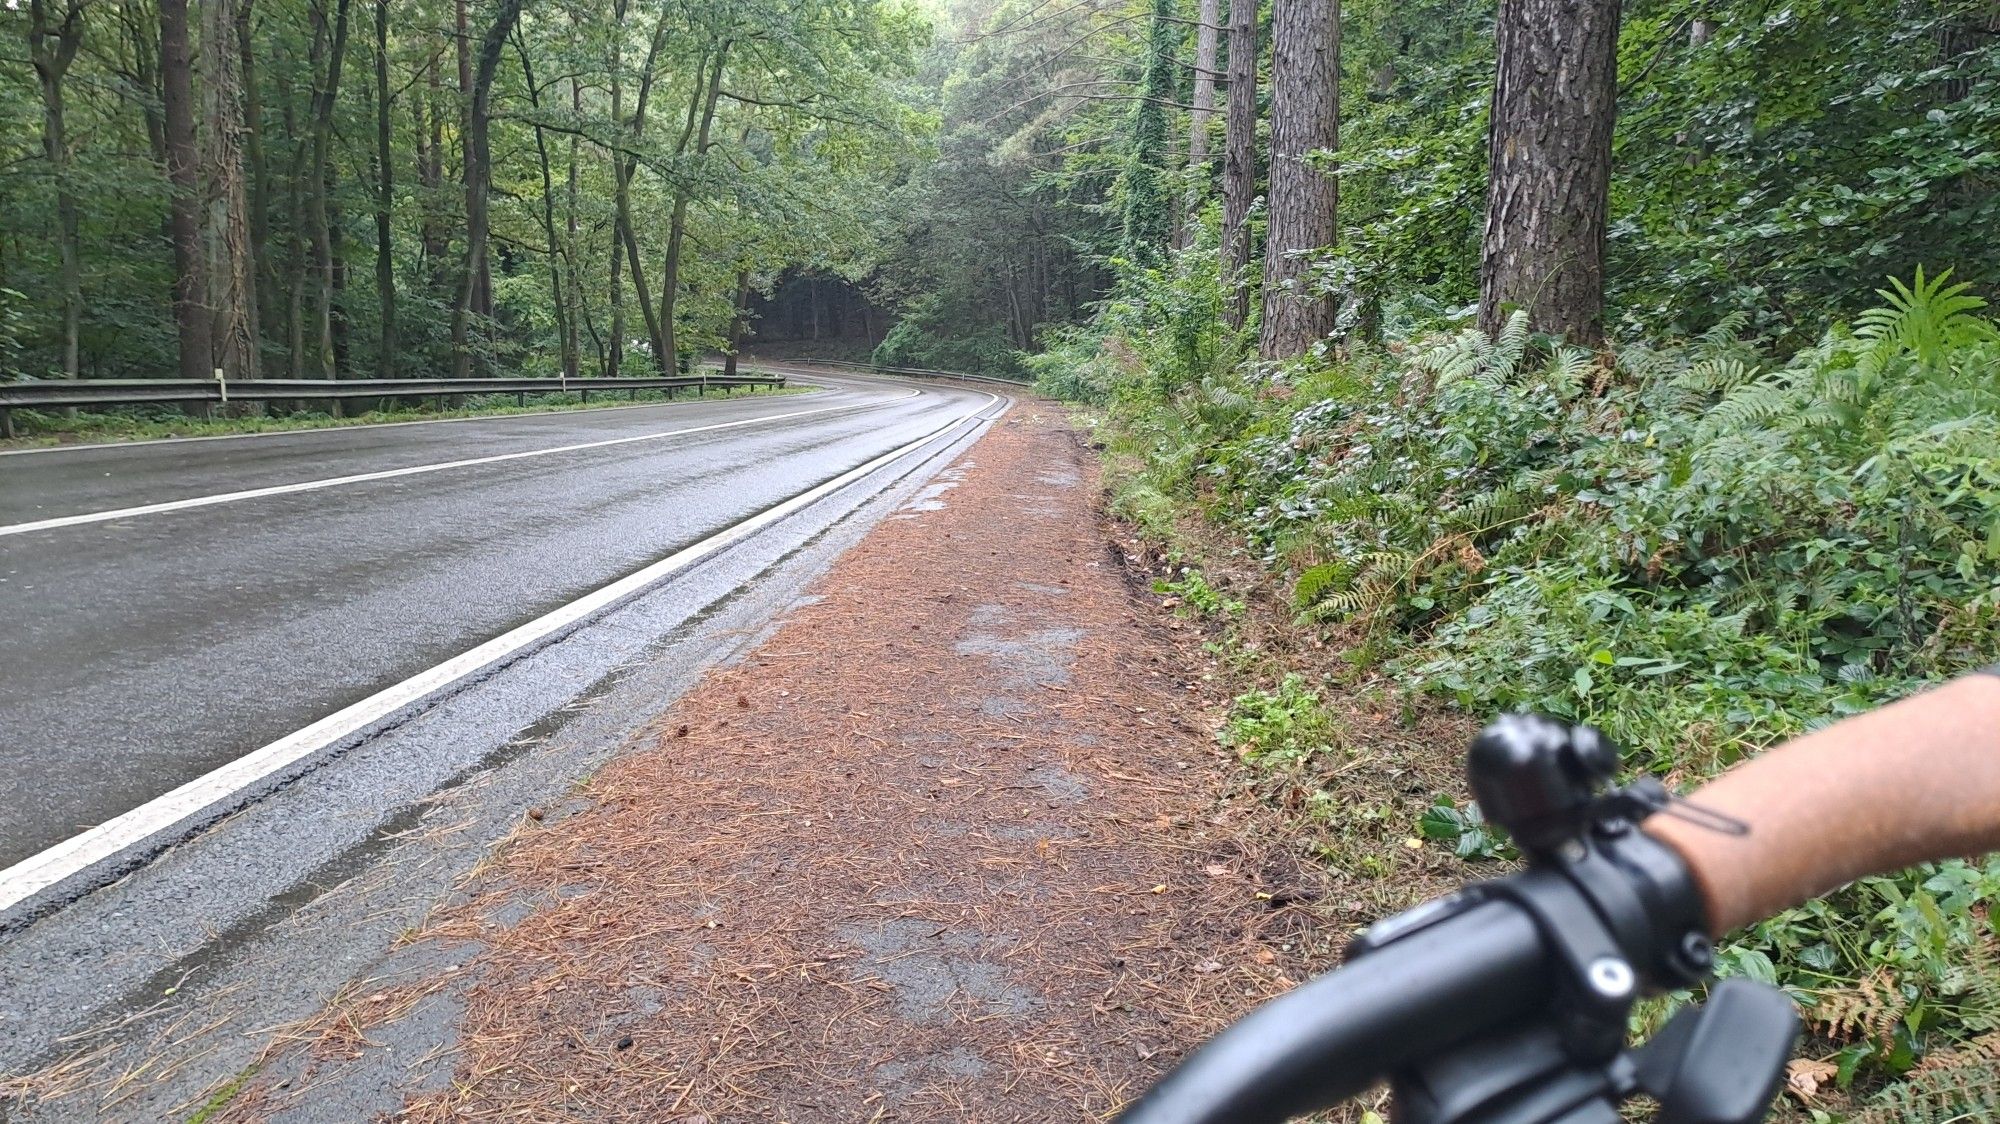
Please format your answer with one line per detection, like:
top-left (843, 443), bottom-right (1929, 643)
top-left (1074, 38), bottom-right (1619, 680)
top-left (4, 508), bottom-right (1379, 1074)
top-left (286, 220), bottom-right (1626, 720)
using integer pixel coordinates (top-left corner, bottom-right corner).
top-left (1856, 1043), bottom-right (2000, 1124)
top-left (1855, 267), bottom-right (1996, 368)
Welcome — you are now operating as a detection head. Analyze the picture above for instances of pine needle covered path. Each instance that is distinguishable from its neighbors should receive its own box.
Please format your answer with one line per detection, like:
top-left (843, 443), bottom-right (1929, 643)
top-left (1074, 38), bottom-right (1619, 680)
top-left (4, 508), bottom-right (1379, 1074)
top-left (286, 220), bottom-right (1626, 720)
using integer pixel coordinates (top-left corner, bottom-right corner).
top-left (219, 407), bottom-right (1312, 1123)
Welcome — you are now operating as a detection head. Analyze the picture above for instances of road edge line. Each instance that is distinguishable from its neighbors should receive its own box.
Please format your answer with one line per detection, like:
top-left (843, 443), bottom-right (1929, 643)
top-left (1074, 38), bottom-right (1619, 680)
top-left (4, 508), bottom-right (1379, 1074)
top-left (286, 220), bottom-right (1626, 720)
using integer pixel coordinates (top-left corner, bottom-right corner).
top-left (0, 390), bottom-right (1004, 919)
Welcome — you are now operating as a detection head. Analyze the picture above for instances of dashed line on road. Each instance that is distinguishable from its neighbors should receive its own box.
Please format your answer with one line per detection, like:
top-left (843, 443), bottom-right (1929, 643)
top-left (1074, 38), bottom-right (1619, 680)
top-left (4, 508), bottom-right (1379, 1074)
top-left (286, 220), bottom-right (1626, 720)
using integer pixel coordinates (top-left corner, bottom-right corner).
top-left (0, 389), bottom-right (921, 538)
top-left (0, 390), bottom-right (1004, 919)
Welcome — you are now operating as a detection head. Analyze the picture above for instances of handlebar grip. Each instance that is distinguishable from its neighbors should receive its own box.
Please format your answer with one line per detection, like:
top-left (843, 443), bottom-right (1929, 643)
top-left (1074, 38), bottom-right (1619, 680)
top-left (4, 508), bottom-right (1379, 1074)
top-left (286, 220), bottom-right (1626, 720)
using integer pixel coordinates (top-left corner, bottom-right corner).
top-left (1644, 674), bottom-right (2000, 935)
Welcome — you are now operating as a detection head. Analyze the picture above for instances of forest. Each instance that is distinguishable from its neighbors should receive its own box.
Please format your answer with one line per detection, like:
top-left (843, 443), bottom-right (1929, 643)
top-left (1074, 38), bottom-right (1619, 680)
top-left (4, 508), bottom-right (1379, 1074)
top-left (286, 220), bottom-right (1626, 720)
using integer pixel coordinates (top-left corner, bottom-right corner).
top-left (5, 0), bottom-right (2000, 1117)
top-left (0, 0), bottom-right (927, 388)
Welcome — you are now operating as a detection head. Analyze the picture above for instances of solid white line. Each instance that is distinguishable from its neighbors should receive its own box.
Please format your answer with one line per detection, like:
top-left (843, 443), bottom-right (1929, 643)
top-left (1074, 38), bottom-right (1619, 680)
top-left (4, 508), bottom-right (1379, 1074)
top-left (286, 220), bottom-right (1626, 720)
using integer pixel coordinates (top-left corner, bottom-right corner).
top-left (0, 389), bottom-right (920, 538)
top-left (0, 391), bottom-right (1004, 915)
top-left (0, 374), bottom-right (832, 458)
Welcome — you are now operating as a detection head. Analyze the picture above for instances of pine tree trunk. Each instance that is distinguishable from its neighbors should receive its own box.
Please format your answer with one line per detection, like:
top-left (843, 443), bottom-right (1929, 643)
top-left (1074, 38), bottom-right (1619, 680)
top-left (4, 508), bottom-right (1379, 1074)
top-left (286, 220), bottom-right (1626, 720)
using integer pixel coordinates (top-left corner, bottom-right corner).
top-left (1478, 0), bottom-right (1619, 345)
top-left (1220, 0), bottom-right (1258, 331)
top-left (1177, 0), bottom-right (1220, 250)
top-left (1259, 0), bottom-right (1340, 361)
top-left (449, 0), bottom-right (524, 379)
top-left (374, 0), bottom-right (396, 378)
top-left (203, 0), bottom-right (263, 380)
top-left (28, 0), bottom-right (84, 379)
top-left (160, 0), bottom-right (213, 381)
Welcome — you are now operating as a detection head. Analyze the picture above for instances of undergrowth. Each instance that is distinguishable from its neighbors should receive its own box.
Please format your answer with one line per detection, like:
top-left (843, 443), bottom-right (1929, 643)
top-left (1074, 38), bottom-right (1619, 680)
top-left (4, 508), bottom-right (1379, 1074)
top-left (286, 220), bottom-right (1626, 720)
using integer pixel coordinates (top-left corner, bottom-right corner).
top-left (1044, 269), bottom-right (2000, 1120)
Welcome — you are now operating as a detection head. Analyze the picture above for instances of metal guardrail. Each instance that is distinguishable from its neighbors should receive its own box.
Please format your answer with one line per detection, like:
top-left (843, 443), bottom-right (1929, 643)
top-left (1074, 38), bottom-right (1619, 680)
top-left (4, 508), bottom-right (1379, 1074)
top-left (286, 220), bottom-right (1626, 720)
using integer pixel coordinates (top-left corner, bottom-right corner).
top-left (789, 357), bottom-right (1031, 388)
top-left (0, 372), bottom-right (787, 438)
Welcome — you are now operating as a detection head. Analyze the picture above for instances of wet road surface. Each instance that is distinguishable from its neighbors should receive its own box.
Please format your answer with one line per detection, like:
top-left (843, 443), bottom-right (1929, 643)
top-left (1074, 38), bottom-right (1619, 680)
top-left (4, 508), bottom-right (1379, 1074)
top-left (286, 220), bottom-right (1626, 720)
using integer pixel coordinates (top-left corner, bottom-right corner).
top-left (0, 371), bottom-right (988, 870)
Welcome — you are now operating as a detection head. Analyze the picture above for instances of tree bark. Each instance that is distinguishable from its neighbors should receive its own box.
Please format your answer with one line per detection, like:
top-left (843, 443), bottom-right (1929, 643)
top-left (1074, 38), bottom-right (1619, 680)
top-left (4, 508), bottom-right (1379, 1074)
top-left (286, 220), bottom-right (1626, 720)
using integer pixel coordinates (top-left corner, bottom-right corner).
top-left (1478, 0), bottom-right (1620, 345)
top-left (723, 268), bottom-right (750, 378)
top-left (449, 0), bottom-right (524, 379)
top-left (238, 1), bottom-right (270, 339)
top-left (564, 78), bottom-right (583, 379)
top-left (203, 0), bottom-right (263, 379)
top-left (1259, 0), bottom-right (1340, 361)
top-left (1220, 0), bottom-right (1258, 331)
top-left (374, 0), bottom-right (397, 378)
top-left (1119, 0), bottom-right (1173, 260)
top-left (307, 0), bottom-right (354, 379)
top-left (660, 42), bottom-right (728, 376)
top-left (1176, 0), bottom-right (1221, 250)
top-left (28, 0), bottom-right (85, 378)
top-left (160, 0), bottom-right (212, 381)
top-left (516, 29), bottom-right (572, 381)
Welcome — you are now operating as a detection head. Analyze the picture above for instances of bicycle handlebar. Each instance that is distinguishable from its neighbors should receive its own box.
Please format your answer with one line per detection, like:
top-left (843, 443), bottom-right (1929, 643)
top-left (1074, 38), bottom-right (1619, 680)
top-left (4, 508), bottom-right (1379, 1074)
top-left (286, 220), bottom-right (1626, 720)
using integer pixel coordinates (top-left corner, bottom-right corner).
top-left (1114, 902), bottom-right (1545, 1123)
top-left (1117, 673), bottom-right (2000, 1124)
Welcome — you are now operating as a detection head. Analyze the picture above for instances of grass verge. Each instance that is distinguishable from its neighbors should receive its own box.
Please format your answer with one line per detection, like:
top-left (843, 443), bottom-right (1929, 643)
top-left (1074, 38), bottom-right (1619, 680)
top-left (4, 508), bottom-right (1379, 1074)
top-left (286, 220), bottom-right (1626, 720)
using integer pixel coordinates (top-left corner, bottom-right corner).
top-left (1, 380), bottom-right (813, 451)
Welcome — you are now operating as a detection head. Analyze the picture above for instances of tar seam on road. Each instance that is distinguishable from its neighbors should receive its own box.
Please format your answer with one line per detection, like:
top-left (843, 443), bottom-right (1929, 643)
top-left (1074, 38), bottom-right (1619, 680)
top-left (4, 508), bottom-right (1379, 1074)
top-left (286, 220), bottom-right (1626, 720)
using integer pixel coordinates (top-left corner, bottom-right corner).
top-left (0, 389), bottom-right (919, 538)
top-left (0, 390), bottom-right (1003, 916)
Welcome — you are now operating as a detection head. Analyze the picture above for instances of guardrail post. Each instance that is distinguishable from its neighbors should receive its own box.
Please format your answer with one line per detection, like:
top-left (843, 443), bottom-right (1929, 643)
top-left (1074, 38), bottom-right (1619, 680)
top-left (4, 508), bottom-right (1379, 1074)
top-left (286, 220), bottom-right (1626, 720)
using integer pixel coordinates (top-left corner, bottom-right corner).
top-left (0, 407), bottom-right (12, 439)
top-left (517, 391), bottom-right (527, 407)
top-left (581, 387), bottom-right (589, 404)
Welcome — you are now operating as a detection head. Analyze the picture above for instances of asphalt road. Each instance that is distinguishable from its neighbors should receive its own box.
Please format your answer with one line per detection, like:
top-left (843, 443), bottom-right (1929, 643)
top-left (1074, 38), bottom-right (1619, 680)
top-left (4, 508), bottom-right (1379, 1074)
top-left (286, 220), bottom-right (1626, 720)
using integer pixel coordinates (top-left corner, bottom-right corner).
top-left (0, 370), bottom-right (988, 872)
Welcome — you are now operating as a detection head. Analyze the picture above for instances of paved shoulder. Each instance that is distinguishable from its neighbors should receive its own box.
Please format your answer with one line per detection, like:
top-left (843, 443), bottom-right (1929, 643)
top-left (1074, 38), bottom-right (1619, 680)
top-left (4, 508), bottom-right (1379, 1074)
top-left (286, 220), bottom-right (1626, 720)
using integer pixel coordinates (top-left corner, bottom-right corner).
top-left (197, 408), bottom-right (1303, 1122)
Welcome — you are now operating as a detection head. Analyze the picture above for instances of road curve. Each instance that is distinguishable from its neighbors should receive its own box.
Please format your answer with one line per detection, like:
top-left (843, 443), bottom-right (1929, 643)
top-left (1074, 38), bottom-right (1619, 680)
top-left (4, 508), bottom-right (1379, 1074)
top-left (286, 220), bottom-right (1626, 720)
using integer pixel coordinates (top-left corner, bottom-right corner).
top-left (0, 371), bottom-right (988, 871)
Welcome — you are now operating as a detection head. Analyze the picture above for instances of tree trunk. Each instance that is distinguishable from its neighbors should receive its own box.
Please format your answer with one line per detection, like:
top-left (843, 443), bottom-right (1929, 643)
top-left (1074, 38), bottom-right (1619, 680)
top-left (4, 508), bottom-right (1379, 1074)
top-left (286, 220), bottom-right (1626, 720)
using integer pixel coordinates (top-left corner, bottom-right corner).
top-left (307, 0), bottom-right (354, 380)
top-left (416, 54), bottom-right (447, 288)
top-left (1178, 0), bottom-right (1221, 250)
top-left (1220, 0), bottom-right (1258, 331)
top-left (1118, 0), bottom-right (1173, 261)
top-left (660, 43), bottom-right (727, 377)
top-left (1259, 0), bottom-right (1341, 361)
top-left (203, 0), bottom-right (263, 379)
top-left (564, 78), bottom-right (583, 379)
top-left (238, 1), bottom-right (270, 339)
top-left (723, 268), bottom-right (750, 378)
top-left (160, 0), bottom-right (213, 381)
top-left (374, 0), bottom-right (396, 378)
top-left (1478, 0), bottom-right (1619, 345)
top-left (28, 0), bottom-right (85, 379)
top-left (517, 30), bottom-right (571, 382)
top-left (449, 0), bottom-right (524, 379)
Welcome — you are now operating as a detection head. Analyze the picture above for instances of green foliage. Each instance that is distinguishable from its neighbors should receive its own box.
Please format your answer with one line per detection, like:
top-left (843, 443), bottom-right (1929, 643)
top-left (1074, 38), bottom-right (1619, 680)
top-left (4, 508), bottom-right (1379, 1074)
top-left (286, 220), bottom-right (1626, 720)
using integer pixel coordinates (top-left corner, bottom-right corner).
top-left (1219, 674), bottom-right (1338, 767)
top-left (872, 301), bottom-right (1025, 376)
top-left (1417, 797), bottom-right (1516, 861)
top-left (1153, 565), bottom-right (1243, 618)
top-left (1052, 272), bottom-right (2000, 1090)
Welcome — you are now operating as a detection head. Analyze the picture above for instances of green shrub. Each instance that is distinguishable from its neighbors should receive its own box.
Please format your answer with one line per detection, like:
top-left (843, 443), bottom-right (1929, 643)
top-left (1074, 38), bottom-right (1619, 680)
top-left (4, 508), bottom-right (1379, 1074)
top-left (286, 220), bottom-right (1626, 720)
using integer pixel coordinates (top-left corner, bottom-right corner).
top-left (1047, 271), bottom-right (2000, 1091)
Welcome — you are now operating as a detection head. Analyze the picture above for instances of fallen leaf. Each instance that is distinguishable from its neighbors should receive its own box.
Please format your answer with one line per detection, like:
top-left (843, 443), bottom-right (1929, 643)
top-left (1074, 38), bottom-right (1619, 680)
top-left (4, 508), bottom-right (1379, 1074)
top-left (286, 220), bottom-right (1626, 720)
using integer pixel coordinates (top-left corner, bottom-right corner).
top-left (1203, 864), bottom-right (1231, 877)
top-left (1786, 1058), bottom-right (1838, 1101)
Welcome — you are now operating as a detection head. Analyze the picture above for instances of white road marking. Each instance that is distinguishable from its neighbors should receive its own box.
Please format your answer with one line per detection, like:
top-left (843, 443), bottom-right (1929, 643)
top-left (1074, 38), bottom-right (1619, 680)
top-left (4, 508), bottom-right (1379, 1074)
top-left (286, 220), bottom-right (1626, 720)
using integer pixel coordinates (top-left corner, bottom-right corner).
top-left (0, 391), bottom-right (1004, 916)
top-left (0, 390), bottom-right (920, 538)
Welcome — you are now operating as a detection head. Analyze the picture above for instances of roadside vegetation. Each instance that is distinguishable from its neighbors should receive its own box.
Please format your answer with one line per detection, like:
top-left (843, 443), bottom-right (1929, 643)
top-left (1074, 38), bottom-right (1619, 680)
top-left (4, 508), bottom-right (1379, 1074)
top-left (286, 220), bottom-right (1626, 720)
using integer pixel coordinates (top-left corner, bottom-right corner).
top-left (889, 0), bottom-right (2000, 1117)
top-left (0, 381), bottom-right (806, 450)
